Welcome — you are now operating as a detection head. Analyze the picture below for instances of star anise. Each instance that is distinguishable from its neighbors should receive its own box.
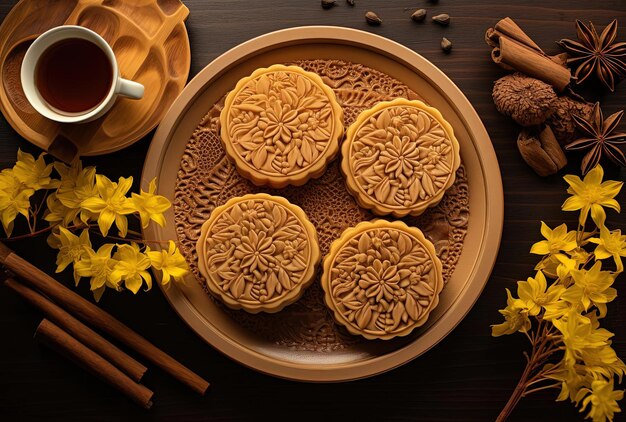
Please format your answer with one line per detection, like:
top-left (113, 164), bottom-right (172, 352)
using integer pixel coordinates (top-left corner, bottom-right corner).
top-left (558, 19), bottom-right (626, 92)
top-left (566, 102), bottom-right (626, 174)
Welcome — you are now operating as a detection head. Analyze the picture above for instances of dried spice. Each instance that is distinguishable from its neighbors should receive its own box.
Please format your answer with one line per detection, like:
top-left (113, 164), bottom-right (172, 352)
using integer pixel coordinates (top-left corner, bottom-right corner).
top-left (558, 19), bottom-right (626, 92)
top-left (546, 96), bottom-right (594, 145)
top-left (492, 73), bottom-right (557, 127)
top-left (411, 9), bottom-right (427, 23)
top-left (365, 11), bottom-right (382, 26)
top-left (432, 14), bottom-right (450, 26)
top-left (517, 126), bottom-right (567, 176)
top-left (441, 37), bottom-right (452, 52)
top-left (346, 0), bottom-right (355, 6)
top-left (321, 0), bottom-right (336, 9)
top-left (486, 18), bottom-right (571, 92)
top-left (566, 102), bottom-right (626, 174)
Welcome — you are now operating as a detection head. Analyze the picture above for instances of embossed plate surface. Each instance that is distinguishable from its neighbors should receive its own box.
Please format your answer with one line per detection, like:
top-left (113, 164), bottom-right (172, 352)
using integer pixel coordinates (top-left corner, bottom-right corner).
top-left (142, 27), bottom-right (504, 382)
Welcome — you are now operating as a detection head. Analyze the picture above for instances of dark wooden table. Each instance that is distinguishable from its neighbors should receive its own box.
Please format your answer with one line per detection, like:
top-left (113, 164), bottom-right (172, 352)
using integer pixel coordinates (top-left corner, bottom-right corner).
top-left (1, 1), bottom-right (626, 420)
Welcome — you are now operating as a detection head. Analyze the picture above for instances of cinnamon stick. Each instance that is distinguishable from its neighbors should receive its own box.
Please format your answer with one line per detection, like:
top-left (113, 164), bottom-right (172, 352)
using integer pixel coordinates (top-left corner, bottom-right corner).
top-left (486, 17), bottom-right (571, 92)
top-left (0, 243), bottom-right (209, 395)
top-left (35, 319), bottom-right (153, 409)
top-left (5, 277), bottom-right (147, 382)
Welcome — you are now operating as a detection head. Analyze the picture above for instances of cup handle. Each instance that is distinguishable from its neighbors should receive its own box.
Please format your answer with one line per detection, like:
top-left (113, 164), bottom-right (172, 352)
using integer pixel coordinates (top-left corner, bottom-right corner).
top-left (118, 78), bottom-right (144, 100)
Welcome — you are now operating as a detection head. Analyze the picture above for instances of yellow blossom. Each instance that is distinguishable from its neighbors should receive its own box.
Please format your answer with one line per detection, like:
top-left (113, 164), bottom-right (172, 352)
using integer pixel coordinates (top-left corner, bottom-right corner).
top-left (561, 262), bottom-right (617, 313)
top-left (11, 149), bottom-right (59, 190)
top-left (54, 161), bottom-right (98, 224)
top-left (582, 344), bottom-right (626, 382)
top-left (130, 178), bottom-right (170, 228)
top-left (491, 289), bottom-right (531, 337)
top-left (146, 241), bottom-right (189, 286)
top-left (530, 222), bottom-right (577, 255)
top-left (589, 227), bottom-right (626, 272)
top-left (579, 379), bottom-right (623, 422)
top-left (80, 175), bottom-right (134, 237)
top-left (547, 363), bottom-right (588, 403)
top-left (543, 298), bottom-right (572, 321)
top-left (53, 227), bottom-right (91, 285)
top-left (562, 165), bottom-right (622, 228)
top-left (516, 270), bottom-right (565, 315)
top-left (74, 244), bottom-right (119, 301)
top-left (111, 243), bottom-right (152, 294)
top-left (0, 169), bottom-right (34, 236)
top-left (556, 253), bottom-right (581, 281)
top-left (44, 193), bottom-right (78, 226)
top-left (554, 312), bottom-right (614, 367)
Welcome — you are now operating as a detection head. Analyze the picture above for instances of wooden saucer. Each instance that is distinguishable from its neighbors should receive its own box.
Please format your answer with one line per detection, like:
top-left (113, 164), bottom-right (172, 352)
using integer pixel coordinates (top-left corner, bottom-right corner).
top-left (0, 0), bottom-right (190, 161)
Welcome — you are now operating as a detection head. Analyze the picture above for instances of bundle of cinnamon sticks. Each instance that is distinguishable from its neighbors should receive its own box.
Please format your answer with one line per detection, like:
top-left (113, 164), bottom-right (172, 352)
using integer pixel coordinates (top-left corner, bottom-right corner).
top-left (1, 242), bottom-right (209, 409)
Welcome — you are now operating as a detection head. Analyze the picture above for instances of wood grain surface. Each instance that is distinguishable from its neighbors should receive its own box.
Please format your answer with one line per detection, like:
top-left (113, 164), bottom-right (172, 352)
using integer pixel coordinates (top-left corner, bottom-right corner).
top-left (1, 1), bottom-right (625, 420)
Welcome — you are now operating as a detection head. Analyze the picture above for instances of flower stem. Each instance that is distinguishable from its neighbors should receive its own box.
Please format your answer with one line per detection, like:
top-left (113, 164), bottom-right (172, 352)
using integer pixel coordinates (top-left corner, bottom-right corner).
top-left (497, 320), bottom-right (559, 421)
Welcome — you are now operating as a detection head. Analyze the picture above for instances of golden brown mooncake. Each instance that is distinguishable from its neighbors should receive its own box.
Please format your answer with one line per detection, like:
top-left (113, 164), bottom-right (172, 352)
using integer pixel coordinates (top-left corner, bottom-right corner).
top-left (196, 193), bottom-right (320, 314)
top-left (341, 98), bottom-right (461, 217)
top-left (321, 220), bottom-right (443, 340)
top-left (220, 64), bottom-right (344, 188)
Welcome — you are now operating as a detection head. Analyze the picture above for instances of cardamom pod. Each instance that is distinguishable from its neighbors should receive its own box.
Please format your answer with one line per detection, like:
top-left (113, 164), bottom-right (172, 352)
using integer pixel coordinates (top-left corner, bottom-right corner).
top-left (347, 0), bottom-right (355, 6)
top-left (432, 13), bottom-right (450, 26)
top-left (321, 0), bottom-right (336, 9)
top-left (411, 9), bottom-right (427, 22)
top-left (365, 11), bottom-right (382, 25)
top-left (441, 37), bottom-right (452, 52)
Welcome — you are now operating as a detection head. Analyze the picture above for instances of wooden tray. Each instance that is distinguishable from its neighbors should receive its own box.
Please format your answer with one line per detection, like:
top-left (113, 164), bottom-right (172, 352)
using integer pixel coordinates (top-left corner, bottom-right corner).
top-left (0, 0), bottom-right (190, 160)
top-left (142, 27), bottom-right (504, 382)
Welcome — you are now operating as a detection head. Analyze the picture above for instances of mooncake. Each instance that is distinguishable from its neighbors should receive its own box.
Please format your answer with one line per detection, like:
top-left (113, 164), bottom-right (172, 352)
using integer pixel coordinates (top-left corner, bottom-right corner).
top-left (197, 193), bottom-right (320, 313)
top-left (220, 64), bottom-right (344, 188)
top-left (341, 98), bottom-right (460, 217)
top-left (321, 220), bottom-right (443, 340)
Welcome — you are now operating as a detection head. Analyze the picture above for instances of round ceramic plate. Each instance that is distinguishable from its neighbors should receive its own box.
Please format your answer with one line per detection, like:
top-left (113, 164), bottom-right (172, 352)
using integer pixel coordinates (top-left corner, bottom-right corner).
top-left (142, 26), bottom-right (503, 382)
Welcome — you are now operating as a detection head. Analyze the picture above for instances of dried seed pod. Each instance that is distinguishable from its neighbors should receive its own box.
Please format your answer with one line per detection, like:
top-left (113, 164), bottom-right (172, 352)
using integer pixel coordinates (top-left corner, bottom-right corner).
top-left (517, 125), bottom-right (567, 176)
top-left (321, 0), bottom-right (336, 9)
top-left (347, 0), bottom-right (355, 6)
top-left (492, 73), bottom-right (557, 127)
top-left (441, 37), bottom-right (452, 52)
top-left (365, 11), bottom-right (382, 25)
top-left (432, 14), bottom-right (450, 26)
top-left (411, 9), bottom-right (427, 22)
top-left (546, 96), bottom-right (594, 145)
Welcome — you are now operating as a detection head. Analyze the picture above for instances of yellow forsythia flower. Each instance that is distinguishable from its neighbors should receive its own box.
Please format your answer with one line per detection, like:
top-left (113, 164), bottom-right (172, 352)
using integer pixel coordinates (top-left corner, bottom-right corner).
top-left (562, 165), bottom-right (622, 228)
top-left (111, 243), bottom-right (152, 294)
top-left (0, 169), bottom-right (34, 236)
top-left (80, 175), bottom-right (134, 237)
top-left (54, 227), bottom-right (91, 285)
top-left (516, 270), bottom-right (564, 316)
top-left (553, 311), bottom-right (614, 367)
top-left (530, 222), bottom-right (577, 255)
top-left (579, 379), bottom-right (624, 422)
top-left (491, 289), bottom-right (531, 337)
top-left (589, 227), bottom-right (626, 272)
top-left (54, 161), bottom-right (98, 224)
top-left (561, 261), bottom-right (617, 313)
top-left (11, 149), bottom-right (59, 190)
top-left (146, 241), bottom-right (189, 286)
top-left (74, 244), bottom-right (119, 301)
top-left (130, 178), bottom-right (171, 228)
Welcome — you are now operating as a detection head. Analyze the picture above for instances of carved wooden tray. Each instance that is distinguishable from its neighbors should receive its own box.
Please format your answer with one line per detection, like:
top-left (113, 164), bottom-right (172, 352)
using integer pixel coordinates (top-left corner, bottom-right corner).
top-left (142, 27), bottom-right (504, 382)
top-left (0, 0), bottom-right (190, 160)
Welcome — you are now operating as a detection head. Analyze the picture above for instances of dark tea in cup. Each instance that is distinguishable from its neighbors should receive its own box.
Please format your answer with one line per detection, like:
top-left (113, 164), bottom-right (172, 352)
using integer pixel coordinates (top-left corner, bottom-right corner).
top-left (22, 25), bottom-right (144, 123)
top-left (35, 38), bottom-right (113, 114)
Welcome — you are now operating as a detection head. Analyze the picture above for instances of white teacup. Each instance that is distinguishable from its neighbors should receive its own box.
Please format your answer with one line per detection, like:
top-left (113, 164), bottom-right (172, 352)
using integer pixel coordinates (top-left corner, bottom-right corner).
top-left (21, 25), bottom-right (144, 124)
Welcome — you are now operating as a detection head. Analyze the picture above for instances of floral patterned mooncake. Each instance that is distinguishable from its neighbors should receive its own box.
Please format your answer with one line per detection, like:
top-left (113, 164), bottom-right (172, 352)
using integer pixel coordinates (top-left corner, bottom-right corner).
top-left (196, 193), bottom-right (320, 313)
top-left (220, 65), bottom-right (344, 188)
top-left (341, 99), bottom-right (461, 217)
top-left (321, 220), bottom-right (443, 340)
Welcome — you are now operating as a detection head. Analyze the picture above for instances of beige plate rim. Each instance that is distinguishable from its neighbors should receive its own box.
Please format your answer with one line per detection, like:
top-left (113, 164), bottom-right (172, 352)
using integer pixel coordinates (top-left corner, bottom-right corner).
top-left (142, 26), bottom-right (504, 382)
